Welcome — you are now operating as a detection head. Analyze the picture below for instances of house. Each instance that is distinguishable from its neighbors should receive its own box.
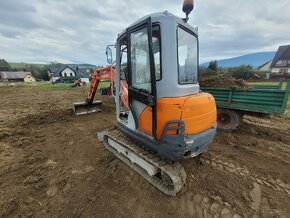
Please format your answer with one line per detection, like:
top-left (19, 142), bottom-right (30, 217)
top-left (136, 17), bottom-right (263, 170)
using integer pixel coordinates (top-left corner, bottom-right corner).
top-left (0, 71), bottom-right (34, 82)
top-left (270, 45), bottom-right (290, 78)
top-left (257, 60), bottom-right (272, 79)
top-left (257, 60), bottom-right (272, 72)
top-left (48, 65), bottom-right (90, 83)
top-left (24, 74), bottom-right (36, 82)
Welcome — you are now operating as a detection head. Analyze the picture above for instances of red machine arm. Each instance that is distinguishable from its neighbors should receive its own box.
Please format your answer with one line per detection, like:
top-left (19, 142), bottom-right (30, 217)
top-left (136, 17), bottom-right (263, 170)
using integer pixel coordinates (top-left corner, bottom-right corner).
top-left (86, 66), bottom-right (129, 110)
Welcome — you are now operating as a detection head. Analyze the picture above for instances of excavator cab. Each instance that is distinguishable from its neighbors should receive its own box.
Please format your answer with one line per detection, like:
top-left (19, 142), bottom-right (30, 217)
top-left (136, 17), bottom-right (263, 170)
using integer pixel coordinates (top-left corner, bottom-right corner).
top-left (110, 11), bottom-right (217, 161)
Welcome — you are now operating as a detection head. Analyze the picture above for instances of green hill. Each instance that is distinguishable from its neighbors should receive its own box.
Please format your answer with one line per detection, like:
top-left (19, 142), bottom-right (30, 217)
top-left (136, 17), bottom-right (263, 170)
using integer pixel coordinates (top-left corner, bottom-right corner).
top-left (9, 62), bottom-right (47, 70)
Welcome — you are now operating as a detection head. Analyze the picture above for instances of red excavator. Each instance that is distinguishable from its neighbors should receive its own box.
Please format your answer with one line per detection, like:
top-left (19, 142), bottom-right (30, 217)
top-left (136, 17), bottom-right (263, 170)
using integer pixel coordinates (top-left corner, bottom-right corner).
top-left (73, 65), bottom-right (129, 115)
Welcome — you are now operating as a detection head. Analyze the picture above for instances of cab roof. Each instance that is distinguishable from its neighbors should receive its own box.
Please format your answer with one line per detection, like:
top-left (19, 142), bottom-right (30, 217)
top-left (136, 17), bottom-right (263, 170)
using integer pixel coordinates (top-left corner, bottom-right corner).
top-left (118, 11), bottom-right (198, 37)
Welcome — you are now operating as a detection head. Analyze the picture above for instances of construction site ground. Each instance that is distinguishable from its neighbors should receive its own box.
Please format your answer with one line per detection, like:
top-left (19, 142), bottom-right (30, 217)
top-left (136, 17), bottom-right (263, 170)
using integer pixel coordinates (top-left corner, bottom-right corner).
top-left (0, 85), bottom-right (289, 218)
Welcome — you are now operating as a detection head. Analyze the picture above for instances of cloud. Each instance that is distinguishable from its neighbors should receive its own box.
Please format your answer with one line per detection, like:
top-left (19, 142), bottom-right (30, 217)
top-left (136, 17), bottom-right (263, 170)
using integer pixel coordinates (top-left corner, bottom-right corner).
top-left (0, 1), bottom-right (38, 31)
top-left (193, 0), bottom-right (290, 61)
top-left (0, 0), bottom-right (289, 65)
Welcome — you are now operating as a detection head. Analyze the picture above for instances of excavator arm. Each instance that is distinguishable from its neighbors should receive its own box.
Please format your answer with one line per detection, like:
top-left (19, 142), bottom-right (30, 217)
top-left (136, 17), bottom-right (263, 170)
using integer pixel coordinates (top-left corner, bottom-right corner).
top-left (86, 66), bottom-right (112, 104)
top-left (73, 65), bottom-right (129, 115)
top-left (86, 74), bottom-right (100, 104)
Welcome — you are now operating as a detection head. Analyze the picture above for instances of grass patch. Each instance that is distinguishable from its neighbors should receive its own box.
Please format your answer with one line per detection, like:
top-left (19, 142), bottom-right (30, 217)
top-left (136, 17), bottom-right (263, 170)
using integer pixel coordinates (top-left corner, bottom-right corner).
top-left (38, 83), bottom-right (72, 89)
top-left (247, 81), bottom-right (278, 85)
top-left (248, 81), bottom-right (288, 90)
top-left (98, 81), bottom-right (111, 88)
top-left (24, 81), bottom-right (112, 90)
top-left (0, 81), bottom-right (112, 90)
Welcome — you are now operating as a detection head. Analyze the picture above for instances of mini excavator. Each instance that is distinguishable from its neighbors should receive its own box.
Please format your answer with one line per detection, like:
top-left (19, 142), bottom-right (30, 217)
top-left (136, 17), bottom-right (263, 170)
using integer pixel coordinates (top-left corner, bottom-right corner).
top-left (73, 0), bottom-right (217, 196)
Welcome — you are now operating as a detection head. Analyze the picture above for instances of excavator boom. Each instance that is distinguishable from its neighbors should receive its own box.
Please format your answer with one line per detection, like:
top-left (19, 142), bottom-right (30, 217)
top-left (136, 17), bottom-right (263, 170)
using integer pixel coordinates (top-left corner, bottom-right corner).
top-left (73, 66), bottom-right (128, 115)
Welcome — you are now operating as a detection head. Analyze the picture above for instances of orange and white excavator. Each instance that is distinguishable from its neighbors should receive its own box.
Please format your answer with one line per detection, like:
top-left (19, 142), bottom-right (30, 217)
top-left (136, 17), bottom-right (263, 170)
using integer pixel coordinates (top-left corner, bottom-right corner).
top-left (74, 0), bottom-right (217, 196)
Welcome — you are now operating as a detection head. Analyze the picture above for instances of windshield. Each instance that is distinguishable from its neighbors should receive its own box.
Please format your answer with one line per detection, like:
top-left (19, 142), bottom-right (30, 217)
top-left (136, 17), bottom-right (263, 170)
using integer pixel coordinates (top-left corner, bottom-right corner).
top-left (177, 27), bottom-right (198, 84)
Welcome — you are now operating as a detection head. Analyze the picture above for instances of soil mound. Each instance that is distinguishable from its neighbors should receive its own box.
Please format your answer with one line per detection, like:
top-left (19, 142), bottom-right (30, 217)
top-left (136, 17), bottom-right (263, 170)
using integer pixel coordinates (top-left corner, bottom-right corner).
top-left (200, 75), bottom-right (252, 89)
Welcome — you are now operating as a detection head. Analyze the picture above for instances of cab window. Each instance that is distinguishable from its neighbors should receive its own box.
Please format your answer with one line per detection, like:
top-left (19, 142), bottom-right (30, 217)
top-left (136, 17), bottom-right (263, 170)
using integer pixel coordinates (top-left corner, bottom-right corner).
top-left (152, 25), bottom-right (161, 80)
top-left (177, 27), bottom-right (198, 84)
top-left (130, 27), bottom-right (151, 91)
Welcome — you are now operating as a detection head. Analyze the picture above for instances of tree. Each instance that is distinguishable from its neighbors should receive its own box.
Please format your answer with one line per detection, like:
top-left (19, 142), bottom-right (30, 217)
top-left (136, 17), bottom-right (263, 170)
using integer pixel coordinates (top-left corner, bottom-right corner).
top-left (50, 61), bottom-right (63, 67)
top-left (29, 64), bottom-right (50, 81)
top-left (0, 59), bottom-right (13, 71)
top-left (208, 60), bottom-right (218, 71)
top-left (199, 68), bottom-right (218, 77)
top-left (227, 65), bottom-right (255, 79)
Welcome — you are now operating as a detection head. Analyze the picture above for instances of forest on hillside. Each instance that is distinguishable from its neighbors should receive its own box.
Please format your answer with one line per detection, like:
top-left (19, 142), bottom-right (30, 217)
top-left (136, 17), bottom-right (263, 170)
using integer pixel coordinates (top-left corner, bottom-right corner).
top-left (0, 59), bottom-right (58, 80)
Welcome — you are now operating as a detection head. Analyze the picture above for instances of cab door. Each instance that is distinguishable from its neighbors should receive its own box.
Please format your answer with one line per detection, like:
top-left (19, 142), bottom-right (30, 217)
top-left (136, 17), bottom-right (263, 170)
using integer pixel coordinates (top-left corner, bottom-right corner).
top-left (127, 17), bottom-right (157, 139)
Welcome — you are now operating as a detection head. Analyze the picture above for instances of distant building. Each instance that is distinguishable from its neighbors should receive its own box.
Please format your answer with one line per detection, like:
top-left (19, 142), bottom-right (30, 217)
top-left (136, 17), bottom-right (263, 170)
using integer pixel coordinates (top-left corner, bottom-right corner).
top-left (48, 65), bottom-right (90, 83)
top-left (257, 60), bottom-right (272, 79)
top-left (270, 45), bottom-right (290, 78)
top-left (24, 74), bottom-right (36, 82)
top-left (257, 60), bottom-right (272, 72)
top-left (0, 71), bottom-right (35, 82)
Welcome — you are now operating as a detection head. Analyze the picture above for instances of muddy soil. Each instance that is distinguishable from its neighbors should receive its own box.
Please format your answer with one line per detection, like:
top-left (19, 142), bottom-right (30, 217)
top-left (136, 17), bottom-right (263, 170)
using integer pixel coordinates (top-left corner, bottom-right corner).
top-left (200, 75), bottom-right (252, 89)
top-left (0, 85), bottom-right (289, 218)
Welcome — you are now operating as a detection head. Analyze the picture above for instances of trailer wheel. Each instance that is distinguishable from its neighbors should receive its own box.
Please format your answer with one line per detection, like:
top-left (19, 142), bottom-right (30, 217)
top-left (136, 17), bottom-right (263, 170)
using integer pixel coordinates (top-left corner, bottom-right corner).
top-left (217, 109), bottom-right (242, 131)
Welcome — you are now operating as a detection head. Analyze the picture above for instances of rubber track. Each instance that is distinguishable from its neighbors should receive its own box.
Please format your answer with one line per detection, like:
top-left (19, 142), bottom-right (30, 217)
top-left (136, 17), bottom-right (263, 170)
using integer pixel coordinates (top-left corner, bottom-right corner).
top-left (103, 129), bottom-right (186, 196)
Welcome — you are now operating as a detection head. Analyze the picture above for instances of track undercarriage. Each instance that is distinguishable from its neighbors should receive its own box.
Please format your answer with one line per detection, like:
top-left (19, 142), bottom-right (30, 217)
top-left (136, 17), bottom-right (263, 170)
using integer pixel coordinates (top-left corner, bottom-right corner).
top-left (98, 129), bottom-right (186, 196)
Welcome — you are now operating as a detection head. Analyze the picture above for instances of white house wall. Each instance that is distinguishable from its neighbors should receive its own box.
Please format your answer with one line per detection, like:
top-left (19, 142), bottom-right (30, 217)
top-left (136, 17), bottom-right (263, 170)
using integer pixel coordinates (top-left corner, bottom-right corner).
top-left (271, 67), bottom-right (290, 73)
top-left (52, 77), bottom-right (60, 82)
top-left (61, 68), bottom-right (75, 77)
top-left (24, 75), bottom-right (36, 82)
top-left (258, 61), bottom-right (272, 71)
top-left (81, 78), bottom-right (89, 83)
top-left (271, 68), bottom-right (280, 73)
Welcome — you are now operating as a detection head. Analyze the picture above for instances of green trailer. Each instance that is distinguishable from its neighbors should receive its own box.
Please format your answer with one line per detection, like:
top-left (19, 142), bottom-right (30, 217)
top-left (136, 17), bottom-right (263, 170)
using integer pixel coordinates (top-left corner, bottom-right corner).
top-left (201, 81), bottom-right (290, 130)
top-left (251, 80), bottom-right (284, 90)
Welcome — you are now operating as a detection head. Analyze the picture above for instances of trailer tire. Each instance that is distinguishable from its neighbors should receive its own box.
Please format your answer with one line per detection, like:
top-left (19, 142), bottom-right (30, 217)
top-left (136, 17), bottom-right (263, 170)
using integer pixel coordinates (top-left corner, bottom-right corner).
top-left (217, 109), bottom-right (243, 131)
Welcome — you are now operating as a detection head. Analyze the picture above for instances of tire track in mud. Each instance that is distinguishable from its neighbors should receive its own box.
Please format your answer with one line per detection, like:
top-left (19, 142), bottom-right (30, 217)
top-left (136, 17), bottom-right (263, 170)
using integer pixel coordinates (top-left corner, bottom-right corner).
top-left (203, 155), bottom-right (290, 196)
top-left (237, 142), bottom-right (290, 166)
top-left (177, 192), bottom-right (242, 218)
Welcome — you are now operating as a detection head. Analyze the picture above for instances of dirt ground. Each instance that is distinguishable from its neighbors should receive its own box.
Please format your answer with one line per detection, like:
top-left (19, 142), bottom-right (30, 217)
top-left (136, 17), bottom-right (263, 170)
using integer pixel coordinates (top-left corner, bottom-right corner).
top-left (0, 85), bottom-right (289, 218)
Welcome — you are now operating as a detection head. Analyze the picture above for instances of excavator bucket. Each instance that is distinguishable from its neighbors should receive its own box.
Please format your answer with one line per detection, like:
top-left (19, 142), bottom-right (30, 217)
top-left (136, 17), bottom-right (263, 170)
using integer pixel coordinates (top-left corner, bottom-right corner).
top-left (73, 100), bottom-right (102, 115)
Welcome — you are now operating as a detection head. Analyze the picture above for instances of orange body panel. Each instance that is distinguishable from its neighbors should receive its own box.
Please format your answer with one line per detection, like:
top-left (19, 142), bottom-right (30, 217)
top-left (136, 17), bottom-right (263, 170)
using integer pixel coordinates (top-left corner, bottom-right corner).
top-left (138, 93), bottom-right (217, 139)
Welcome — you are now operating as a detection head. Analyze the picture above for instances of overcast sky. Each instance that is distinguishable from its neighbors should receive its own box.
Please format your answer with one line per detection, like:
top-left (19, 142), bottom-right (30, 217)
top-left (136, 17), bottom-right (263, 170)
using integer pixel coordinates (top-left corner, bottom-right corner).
top-left (0, 0), bottom-right (289, 65)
